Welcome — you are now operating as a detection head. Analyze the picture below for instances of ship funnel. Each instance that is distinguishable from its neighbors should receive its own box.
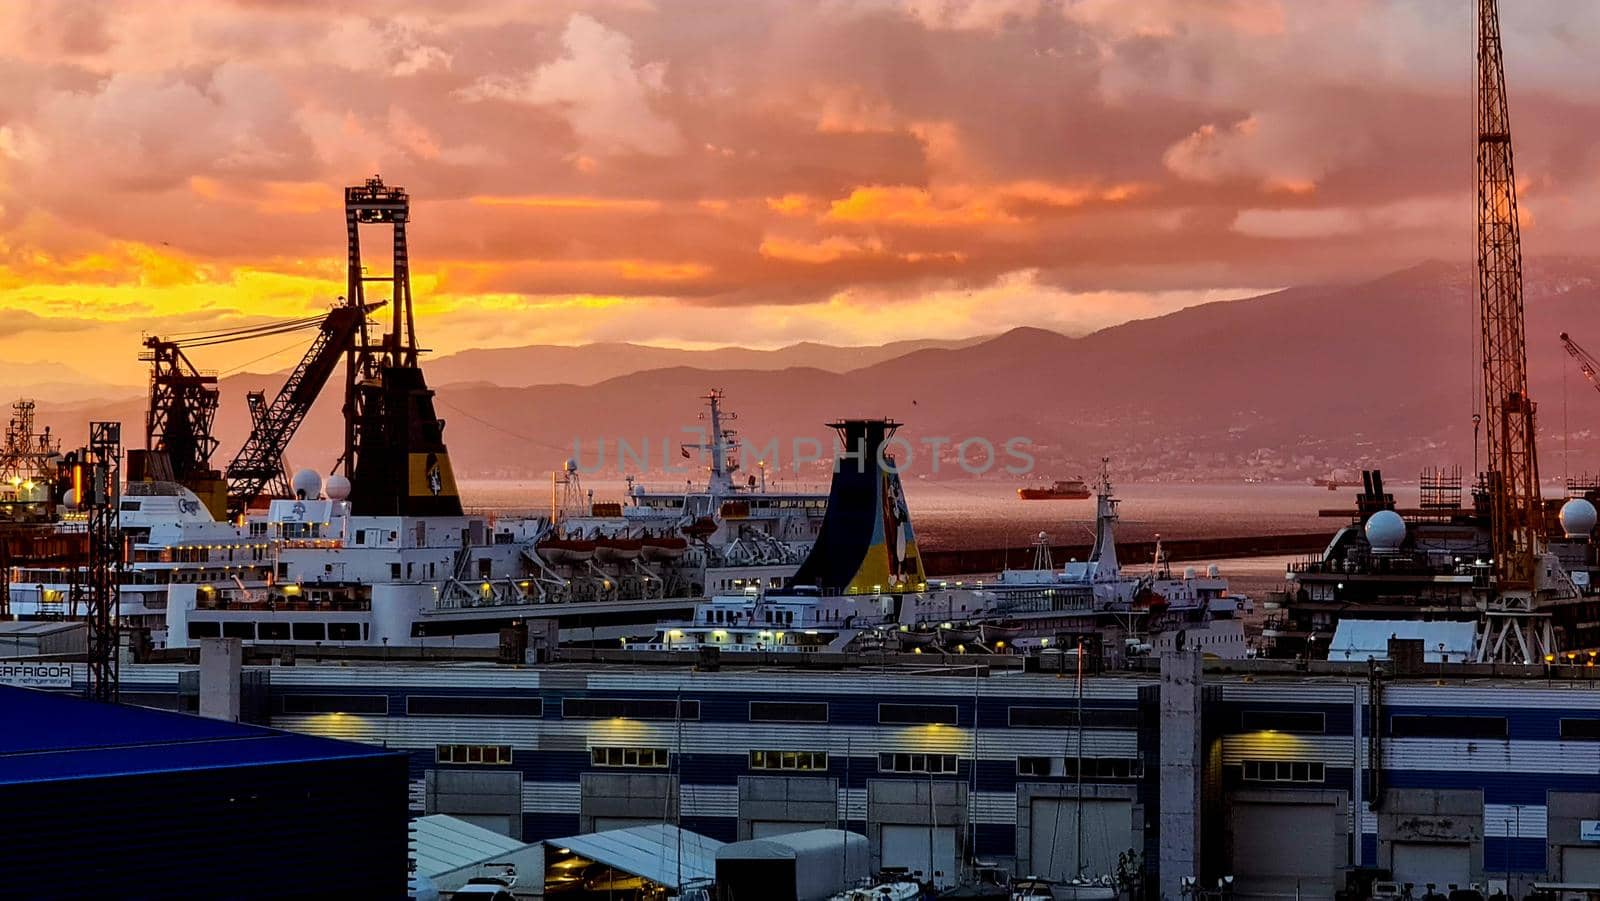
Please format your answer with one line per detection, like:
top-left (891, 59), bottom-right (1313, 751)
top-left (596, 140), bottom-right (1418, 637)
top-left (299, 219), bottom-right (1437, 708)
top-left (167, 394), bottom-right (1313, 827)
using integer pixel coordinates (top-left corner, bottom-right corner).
top-left (790, 419), bottom-right (926, 593)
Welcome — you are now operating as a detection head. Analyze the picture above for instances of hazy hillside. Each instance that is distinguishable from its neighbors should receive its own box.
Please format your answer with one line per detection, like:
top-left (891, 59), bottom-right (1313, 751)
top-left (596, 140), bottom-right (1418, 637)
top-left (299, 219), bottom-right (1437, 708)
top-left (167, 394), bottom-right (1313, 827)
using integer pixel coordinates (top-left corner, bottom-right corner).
top-left (29, 259), bottom-right (1600, 484)
top-left (420, 336), bottom-right (992, 388)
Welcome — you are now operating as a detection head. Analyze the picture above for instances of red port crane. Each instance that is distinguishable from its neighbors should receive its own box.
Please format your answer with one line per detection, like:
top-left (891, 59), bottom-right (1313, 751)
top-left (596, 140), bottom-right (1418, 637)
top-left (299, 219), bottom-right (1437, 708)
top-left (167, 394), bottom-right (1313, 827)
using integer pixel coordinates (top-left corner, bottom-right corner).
top-left (1475, 0), bottom-right (1541, 595)
top-left (1561, 332), bottom-right (1600, 400)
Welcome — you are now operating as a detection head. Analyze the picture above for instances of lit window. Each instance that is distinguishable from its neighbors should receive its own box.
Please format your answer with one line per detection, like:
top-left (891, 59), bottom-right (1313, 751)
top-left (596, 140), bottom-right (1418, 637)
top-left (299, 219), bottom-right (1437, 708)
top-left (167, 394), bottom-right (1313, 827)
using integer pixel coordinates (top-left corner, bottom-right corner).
top-left (749, 750), bottom-right (828, 771)
top-left (435, 744), bottom-right (513, 765)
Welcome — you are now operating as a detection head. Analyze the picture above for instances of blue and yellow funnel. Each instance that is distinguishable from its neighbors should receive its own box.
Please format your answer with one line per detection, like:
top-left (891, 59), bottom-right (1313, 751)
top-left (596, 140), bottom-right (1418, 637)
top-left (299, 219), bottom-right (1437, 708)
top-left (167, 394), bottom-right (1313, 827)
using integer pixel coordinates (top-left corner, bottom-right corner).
top-left (790, 419), bottom-right (926, 594)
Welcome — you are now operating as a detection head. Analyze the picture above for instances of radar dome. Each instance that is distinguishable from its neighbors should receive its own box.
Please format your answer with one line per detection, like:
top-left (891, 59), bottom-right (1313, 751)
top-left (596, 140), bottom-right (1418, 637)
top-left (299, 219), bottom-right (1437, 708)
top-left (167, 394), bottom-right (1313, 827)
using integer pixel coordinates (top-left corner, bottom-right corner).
top-left (291, 468), bottom-right (322, 500)
top-left (323, 474), bottom-right (351, 501)
top-left (1365, 509), bottom-right (1406, 550)
top-left (564, 458), bottom-right (579, 474)
top-left (1561, 497), bottom-right (1598, 538)
top-left (61, 489), bottom-right (78, 509)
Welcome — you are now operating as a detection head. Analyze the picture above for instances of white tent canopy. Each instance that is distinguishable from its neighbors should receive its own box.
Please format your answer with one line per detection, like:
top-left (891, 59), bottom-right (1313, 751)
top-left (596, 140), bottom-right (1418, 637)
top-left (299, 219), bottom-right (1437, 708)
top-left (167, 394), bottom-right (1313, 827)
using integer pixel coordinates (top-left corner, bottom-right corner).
top-left (543, 824), bottom-right (723, 891)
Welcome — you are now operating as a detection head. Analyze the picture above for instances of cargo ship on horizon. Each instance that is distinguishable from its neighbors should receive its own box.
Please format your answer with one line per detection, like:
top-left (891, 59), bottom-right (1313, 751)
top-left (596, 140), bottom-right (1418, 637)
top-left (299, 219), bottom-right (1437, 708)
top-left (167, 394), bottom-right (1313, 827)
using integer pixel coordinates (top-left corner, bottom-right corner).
top-left (1017, 478), bottom-right (1091, 500)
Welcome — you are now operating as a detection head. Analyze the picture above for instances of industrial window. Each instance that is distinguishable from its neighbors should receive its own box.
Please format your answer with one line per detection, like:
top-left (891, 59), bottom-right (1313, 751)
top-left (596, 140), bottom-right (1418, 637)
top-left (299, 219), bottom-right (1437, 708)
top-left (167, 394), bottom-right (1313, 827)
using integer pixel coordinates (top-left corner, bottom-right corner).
top-left (1241, 760), bottom-right (1325, 783)
top-left (563, 698), bottom-right (700, 720)
top-left (1062, 756), bottom-right (1143, 780)
top-left (188, 621), bottom-right (220, 639)
top-left (1389, 715), bottom-right (1507, 739)
top-left (279, 693), bottom-right (388, 715)
top-left (407, 695), bottom-right (544, 718)
top-left (222, 622), bottom-right (253, 640)
top-left (1240, 710), bottom-right (1327, 734)
top-left (878, 703), bottom-right (959, 726)
top-left (1007, 706), bottom-right (1140, 729)
top-left (1561, 718), bottom-right (1600, 740)
top-left (591, 746), bottom-right (669, 768)
top-left (749, 701), bottom-right (828, 723)
top-left (328, 623), bottom-right (361, 642)
top-left (436, 744), bottom-right (513, 765)
top-left (257, 622), bottom-right (290, 641)
top-left (877, 753), bottom-right (958, 774)
top-left (749, 750), bottom-right (828, 771)
top-left (1017, 756), bottom-right (1051, 777)
top-left (291, 622), bottom-right (326, 641)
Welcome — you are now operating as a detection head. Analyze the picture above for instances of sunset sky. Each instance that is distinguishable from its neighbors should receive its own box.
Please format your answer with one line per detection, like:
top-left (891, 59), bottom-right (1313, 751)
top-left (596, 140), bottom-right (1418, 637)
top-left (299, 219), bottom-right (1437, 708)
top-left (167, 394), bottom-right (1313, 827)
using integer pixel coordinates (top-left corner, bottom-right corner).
top-left (3, 0), bottom-right (1600, 385)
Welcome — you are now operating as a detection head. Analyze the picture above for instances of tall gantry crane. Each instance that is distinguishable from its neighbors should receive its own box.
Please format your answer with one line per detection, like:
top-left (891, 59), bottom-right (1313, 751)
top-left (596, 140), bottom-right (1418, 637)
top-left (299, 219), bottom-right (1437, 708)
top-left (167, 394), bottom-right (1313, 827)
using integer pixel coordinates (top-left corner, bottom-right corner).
top-left (341, 176), bottom-right (463, 517)
top-left (1560, 333), bottom-right (1600, 399)
top-left (140, 337), bottom-right (222, 497)
top-left (1474, 0), bottom-right (1558, 661)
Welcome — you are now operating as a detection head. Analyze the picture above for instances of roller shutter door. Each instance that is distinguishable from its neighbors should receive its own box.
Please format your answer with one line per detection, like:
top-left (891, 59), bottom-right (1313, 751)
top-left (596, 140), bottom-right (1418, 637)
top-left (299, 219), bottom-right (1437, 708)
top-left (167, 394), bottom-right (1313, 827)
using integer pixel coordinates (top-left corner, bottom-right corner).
top-left (1391, 843), bottom-right (1471, 891)
top-left (881, 824), bottom-right (957, 888)
top-left (1562, 846), bottom-right (1600, 882)
top-left (593, 817), bottom-right (657, 832)
top-left (752, 820), bottom-right (829, 839)
top-left (1230, 802), bottom-right (1340, 901)
top-left (1027, 799), bottom-right (1134, 882)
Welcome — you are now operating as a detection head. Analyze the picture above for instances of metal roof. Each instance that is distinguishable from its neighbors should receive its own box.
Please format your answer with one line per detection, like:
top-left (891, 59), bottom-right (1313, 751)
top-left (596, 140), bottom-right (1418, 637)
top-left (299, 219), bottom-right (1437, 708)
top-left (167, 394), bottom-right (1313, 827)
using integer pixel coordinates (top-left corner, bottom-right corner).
top-left (544, 824), bottom-right (722, 890)
top-left (0, 621), bottom-right (82, 636)
top-left (0, 685), bottom-right (399, 785)
top-left (1328, 619), bottom-right (1478, 663)
top-left (717, 829), bottom-right (866, 860)
top-left (410, 815), bottom-right (529, 879)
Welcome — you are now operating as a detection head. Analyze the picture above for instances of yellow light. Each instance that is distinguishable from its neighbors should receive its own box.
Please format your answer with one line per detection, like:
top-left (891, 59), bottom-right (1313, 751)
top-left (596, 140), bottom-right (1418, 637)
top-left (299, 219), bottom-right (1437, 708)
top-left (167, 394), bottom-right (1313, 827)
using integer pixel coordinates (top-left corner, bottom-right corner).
top-left (1546, 654), bottom-right (1557, 663)
top-left (994, 641), bottom-right (1005, 649)
top-left (913, 647), bottom-right (922, 654)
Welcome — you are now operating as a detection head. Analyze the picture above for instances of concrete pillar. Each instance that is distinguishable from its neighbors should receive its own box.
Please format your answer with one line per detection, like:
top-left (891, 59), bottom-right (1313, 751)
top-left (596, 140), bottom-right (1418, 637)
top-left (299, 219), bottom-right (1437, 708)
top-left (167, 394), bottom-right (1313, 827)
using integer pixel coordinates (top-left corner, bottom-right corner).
top-left (1159, 647), bottom-right (1203, 900)
top-left (198, 637), bottom-right (243, 722)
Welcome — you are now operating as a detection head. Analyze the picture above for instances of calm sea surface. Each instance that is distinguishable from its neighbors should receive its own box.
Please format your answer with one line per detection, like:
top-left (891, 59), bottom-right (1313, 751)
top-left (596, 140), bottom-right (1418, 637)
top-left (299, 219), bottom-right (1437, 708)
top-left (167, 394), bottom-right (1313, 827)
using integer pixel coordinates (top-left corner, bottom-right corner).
top-left (458, 479), bottom-right (1356, 597)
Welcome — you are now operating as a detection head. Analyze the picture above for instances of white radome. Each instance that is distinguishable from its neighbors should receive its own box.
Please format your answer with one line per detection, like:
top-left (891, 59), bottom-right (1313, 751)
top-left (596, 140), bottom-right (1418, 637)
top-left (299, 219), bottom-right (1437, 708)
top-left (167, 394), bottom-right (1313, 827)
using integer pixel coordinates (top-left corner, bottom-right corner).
top-left (323, 474), bottom-right (352, 501)
top-left (1560, 498), bottom-right (1598, 538)
top-left (291, 468), bottom-right (322, 500)
top-left (61, 489), bottom-right (78, 509)
top-left (1365, 509), bottom-right (1406, 550)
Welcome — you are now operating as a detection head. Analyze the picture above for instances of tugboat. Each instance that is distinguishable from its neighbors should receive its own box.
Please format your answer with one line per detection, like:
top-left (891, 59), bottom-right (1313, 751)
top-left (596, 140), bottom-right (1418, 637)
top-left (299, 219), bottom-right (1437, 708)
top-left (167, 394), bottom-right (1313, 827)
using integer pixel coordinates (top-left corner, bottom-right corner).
top-left (1018, 479), bottom-right (1091, 500)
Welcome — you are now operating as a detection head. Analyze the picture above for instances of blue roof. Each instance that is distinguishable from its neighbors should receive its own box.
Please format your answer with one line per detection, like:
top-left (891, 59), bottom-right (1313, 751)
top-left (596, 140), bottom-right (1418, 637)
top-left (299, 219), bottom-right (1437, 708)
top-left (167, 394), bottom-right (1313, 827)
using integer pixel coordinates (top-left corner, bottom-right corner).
top-left (0, 685), bottom-right (396, 785)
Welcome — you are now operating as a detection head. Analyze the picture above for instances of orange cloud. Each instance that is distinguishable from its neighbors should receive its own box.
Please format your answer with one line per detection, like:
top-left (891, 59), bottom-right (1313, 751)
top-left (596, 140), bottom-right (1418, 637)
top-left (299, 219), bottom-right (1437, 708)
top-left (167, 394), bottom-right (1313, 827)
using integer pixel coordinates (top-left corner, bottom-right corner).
top-left (759, 235), bottom-right (886, 264)
top-left (189, 177), bottom-right (343, 215)
top-left (469, 195), bottom-right (663, 213)
top-left (826, 186), bottom-right (1019, 227)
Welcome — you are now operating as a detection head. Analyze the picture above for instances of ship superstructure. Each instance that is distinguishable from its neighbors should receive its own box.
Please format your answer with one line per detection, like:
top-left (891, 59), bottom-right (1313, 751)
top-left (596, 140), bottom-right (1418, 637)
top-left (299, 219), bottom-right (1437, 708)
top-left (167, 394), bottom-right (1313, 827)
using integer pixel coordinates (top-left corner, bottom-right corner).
top-left (1261, 469), bottom-right (1600, 662)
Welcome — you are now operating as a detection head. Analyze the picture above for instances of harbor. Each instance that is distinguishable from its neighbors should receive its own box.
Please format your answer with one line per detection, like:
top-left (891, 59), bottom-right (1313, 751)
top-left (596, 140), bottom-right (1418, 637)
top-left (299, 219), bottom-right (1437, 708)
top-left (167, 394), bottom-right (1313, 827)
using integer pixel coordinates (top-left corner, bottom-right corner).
top-left (7, 1), bottom-right (1600, 899)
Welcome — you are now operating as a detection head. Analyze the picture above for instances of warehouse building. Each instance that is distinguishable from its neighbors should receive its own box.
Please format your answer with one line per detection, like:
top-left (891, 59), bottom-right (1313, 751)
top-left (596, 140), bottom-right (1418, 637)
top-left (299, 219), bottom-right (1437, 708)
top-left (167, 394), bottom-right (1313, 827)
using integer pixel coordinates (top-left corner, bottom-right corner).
top-left (110, 651), bottom-right (1600, 899)
top-left (0, 684), bottom-right (409, 896)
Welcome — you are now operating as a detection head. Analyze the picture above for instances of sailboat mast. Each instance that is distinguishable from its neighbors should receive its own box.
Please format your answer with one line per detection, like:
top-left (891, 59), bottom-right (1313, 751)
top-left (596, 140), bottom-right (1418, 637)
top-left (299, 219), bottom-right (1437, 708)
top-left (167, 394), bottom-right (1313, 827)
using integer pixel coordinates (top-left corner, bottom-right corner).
top-left (1075, 638), bottom-right (1085, 878)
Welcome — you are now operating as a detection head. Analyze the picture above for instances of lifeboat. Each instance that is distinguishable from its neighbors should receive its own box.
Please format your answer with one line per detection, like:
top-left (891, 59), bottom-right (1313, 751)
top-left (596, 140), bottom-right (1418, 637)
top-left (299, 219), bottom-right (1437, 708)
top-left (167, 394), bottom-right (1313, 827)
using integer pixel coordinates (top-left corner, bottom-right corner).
top-left (942, 624), bottom-right (982, 644)
top-left (896, 629), bottom-right (942, 650)
top-left (538, 537), bottom-right (595, 565)
top-left (683, 516), bottom-right (718, 539)
top-left (640, 535), bottom-right (689, 562)
top-left (594, 537), bottom-right (643, 563)
top-left (980, 621), bottom-right (1025, 645)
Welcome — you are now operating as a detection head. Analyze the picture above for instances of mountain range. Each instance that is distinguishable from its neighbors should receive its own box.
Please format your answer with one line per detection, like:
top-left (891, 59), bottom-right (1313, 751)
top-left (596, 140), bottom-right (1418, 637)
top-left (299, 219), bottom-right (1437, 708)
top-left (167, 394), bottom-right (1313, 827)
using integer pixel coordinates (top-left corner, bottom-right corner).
top-left (24, 259), bottom-right (1600, 485)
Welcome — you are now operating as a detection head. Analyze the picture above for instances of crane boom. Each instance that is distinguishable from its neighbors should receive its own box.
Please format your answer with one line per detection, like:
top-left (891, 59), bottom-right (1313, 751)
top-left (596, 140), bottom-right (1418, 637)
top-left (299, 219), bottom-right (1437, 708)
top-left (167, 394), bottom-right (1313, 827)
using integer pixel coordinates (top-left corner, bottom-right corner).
top-left (1561, 332), bottom-right (1600, 398)
top-left (1476, 0), bottom-right (1541, 592)
top-left (224, 302), bottom-right (379, 517)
